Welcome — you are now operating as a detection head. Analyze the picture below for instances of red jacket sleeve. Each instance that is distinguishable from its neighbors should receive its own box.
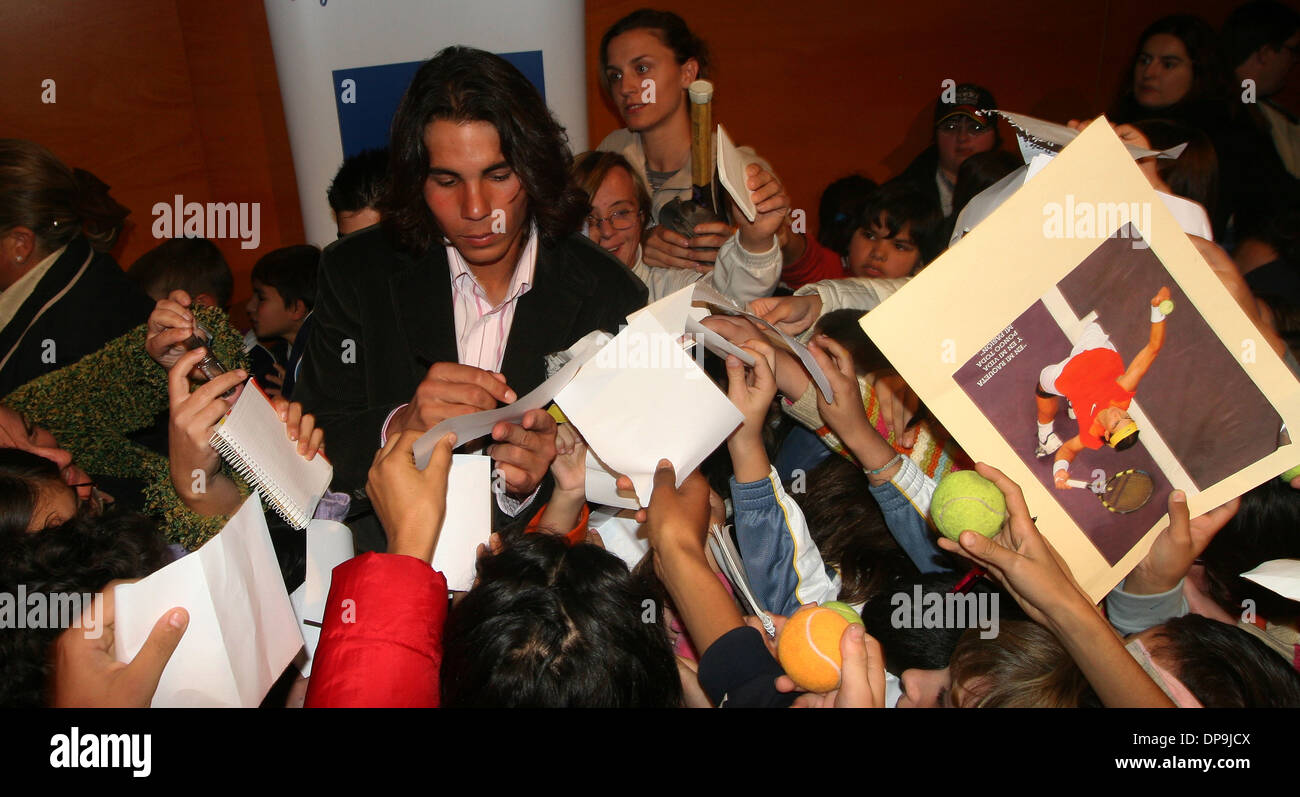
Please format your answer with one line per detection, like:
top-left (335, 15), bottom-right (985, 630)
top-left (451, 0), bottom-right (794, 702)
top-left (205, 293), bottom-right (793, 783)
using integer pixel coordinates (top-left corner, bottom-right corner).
top-left (780, 237), bottom-right (845, 289)
top-left (304, 552), bottom-right (448, 708)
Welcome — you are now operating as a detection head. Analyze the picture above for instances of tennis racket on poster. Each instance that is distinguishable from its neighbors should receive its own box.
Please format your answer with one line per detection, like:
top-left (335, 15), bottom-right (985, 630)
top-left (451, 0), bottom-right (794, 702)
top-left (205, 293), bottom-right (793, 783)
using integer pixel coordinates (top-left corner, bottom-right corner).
top-left (1066, 468), bottom-right (1155, 514)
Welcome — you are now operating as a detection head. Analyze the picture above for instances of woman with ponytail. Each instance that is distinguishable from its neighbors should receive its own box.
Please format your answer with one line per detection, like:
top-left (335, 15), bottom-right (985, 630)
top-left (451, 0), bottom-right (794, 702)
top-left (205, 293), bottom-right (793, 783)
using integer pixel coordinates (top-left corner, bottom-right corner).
top-left (0, 139), bottom-right (152, 394)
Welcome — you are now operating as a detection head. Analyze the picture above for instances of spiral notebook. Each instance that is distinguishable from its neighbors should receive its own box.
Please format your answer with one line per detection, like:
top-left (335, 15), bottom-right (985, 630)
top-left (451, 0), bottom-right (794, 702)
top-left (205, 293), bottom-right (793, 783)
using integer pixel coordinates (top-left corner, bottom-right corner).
top-left (209, 379), bottom-right (333, 529)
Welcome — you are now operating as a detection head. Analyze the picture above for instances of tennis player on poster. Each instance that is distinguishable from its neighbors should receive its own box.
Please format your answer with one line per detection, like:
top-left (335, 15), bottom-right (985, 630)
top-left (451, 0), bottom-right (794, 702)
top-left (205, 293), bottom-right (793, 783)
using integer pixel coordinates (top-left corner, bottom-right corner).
top-left (1034, 286), bottom-right (1173, 490)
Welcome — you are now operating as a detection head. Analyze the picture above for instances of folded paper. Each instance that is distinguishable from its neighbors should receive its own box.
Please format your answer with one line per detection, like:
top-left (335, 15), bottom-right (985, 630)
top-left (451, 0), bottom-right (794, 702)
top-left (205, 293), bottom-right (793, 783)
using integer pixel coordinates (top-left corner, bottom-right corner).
top-left (114, 493), bottom-right (302, 707)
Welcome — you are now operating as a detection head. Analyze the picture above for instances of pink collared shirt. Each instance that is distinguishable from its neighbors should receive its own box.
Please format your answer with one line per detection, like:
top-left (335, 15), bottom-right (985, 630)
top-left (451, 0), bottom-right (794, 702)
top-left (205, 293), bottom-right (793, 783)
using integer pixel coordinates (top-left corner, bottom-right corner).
top-left (380, 225), bottom-right (542, 516)
top-left (448, 224), bottom-right (538, 371)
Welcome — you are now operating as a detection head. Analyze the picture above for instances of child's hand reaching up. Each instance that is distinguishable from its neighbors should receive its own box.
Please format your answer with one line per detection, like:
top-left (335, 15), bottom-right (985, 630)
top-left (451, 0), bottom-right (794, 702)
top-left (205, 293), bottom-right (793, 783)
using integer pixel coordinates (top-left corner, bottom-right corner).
top-left (936, 463), bottom-right (1174, 708)
top-left (550, 422), bottom-right (587, 496)
top-left (367, 429), bottom-right (456, 563)
top-left (807, 334), bottom-right (871, 449)
top-left (1124, 492), bottom-right (1239, 596)
top-left (724, 339), bottom-right (778, 482)
top-left (935, 462), bottom-right (1092, 629)
top-left (533, 421), bottom-right (591, 538)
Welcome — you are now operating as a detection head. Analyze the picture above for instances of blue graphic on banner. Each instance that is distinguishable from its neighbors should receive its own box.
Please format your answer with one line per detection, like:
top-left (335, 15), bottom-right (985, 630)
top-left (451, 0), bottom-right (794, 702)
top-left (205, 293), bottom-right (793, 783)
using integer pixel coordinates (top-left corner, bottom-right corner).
top-left (333, 50), bottom-right (545, 158)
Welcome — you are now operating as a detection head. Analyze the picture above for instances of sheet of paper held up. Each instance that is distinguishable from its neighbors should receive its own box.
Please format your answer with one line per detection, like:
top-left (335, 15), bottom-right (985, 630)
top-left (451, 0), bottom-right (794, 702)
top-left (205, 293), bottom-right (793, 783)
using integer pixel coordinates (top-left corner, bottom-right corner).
top-left (716, 123), bottom-right (757, 223)
top-left (114, 493), bottom-right (303, 707)
top-left (555, 310), bottom-right (743, 505)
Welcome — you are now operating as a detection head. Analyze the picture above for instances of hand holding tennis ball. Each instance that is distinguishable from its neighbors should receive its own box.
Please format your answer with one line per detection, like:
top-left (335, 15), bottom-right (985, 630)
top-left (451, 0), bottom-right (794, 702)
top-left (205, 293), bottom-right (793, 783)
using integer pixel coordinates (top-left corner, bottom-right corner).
top-left (777, 605), bottom-right (851, 692)
top-left (934, 463), bottom-right (1095, 631)
top-left (929, 470), bottom-right (1008, 541)
top-left (775, 608), bottom-right (887, 707)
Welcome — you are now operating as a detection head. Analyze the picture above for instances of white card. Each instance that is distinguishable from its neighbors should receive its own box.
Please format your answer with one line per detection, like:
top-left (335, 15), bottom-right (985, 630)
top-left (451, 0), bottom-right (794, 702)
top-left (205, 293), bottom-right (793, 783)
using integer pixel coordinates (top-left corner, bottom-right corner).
top-left (431, 454), bottom-right (493, 591)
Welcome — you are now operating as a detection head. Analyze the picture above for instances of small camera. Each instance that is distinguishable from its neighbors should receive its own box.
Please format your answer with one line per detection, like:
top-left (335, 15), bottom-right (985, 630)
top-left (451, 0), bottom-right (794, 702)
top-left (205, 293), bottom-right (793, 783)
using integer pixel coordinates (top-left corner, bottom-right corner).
top-left (179, 322), bottom-right (236, 397)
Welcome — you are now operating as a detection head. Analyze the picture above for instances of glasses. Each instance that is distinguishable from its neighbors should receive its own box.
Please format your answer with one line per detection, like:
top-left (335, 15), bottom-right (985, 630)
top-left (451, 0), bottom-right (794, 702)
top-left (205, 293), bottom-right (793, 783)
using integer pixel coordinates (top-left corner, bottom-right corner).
top-left (937, 117), bottom-right (991, 136)
top-left (585, 207), bottom-right (641, 231)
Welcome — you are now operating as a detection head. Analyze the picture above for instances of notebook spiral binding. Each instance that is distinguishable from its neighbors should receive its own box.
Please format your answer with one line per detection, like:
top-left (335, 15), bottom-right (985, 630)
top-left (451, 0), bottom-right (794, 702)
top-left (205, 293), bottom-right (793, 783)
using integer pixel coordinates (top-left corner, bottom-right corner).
top-left (210, 432), bottom-right (310, 530)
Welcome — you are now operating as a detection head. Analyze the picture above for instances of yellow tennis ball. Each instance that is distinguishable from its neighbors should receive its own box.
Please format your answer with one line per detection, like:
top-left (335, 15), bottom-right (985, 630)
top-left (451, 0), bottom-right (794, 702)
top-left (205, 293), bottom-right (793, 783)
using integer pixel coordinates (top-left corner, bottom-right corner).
top-left (1281, 464), bottom-right (1300, 482)
top-left (930, 470), bottom-right (1007, 542)
top-left (1158, 299), bottom-right (1174, 315)
top-left (821, 601), bottom-right (864, 626)
top-left (777, 605), bottom-right (850, 693)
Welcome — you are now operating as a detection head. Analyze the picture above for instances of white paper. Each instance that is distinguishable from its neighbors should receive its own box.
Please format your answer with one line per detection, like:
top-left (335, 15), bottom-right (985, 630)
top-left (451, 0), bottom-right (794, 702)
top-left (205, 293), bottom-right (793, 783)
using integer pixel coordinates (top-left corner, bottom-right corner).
top-left (555, 311), bottom-right (743, 504)
top-left (584, 448), bottom-right (642, 509)
top-left (113, 494), bottom-right (303, 707)
top-left (431, 454), bottom-right (493, 591)
top-left (716, 123), bottom-right (757, 222)
top-left (588, 509), bottom-right (650, 570)
top-left (292, 518), bottom-right (355, 677)
top-left (1240, 558), bottom-right (1300, 602)
top-left (994, 110), bottom-right (1188, 161)
top-left (690, 281), bottom-right (835, 401)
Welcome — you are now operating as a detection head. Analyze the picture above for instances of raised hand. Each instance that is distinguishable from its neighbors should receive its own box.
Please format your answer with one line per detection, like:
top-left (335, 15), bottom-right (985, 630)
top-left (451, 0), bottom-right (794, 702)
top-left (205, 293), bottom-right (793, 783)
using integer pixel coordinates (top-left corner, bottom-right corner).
top-left (1124, 492), bottom-right (1240, 595)
top-left (749, 294), bottom-right (822, 336)
top-left (367, 428), bottom-right (456, 563)
top-left (51, 584), bottom-right (188, 708)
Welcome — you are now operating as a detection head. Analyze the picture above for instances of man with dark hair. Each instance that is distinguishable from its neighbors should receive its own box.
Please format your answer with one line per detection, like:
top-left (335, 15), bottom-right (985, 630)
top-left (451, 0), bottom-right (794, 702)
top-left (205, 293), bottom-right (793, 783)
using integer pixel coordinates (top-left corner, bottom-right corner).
top-left (1035, 288), bottom-right (1172, 489)
top-left (294, 46), bottom-right (646, 527)
top-left (326, 148), bottom-right (389, 236)
top-left (1223, 1), bottom-right (1300, 178)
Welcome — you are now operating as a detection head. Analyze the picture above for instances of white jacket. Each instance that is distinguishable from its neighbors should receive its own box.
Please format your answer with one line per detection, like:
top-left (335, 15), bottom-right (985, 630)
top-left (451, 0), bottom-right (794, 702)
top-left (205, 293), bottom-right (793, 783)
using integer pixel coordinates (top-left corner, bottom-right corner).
top-left (629, 236), bottom-right (781, 307)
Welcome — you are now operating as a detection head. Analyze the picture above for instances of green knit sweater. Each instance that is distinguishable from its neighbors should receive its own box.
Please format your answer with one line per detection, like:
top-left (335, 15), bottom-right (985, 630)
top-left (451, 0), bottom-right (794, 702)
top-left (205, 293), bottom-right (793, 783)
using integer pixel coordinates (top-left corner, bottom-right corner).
top-left (3, 306), bottom-right (251, 549)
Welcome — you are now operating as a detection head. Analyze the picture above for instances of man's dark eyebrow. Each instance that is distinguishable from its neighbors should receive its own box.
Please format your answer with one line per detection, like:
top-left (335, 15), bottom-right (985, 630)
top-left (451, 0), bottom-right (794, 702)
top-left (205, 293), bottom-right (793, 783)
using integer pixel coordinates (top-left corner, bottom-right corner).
top-left (427, 161), bottom-right (512, 178)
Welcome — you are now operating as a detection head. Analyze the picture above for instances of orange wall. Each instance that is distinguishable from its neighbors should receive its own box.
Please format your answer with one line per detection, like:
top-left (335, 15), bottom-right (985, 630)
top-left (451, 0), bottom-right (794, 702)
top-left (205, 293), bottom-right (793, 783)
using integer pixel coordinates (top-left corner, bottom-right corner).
top-left (585, 0), bottom-right (1297, 234)
top-left (2, 0), bottom-right (303, 328)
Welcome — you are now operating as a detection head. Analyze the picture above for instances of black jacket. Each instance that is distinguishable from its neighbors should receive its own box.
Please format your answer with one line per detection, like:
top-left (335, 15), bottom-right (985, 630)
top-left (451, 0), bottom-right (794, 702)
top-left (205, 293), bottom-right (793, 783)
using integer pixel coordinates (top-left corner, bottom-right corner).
top-left (0, 236), bottom-right (153, 396)
top-left (294, 225), bottom-right (648, 493)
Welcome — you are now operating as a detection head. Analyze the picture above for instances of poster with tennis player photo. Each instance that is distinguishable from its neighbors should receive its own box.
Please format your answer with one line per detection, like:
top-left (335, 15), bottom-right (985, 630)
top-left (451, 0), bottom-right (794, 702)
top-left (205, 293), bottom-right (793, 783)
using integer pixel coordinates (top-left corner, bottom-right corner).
top-left (861, 120), bottom-right (1300, 601)
top-left (951, 226), bottom-right (1282, 565)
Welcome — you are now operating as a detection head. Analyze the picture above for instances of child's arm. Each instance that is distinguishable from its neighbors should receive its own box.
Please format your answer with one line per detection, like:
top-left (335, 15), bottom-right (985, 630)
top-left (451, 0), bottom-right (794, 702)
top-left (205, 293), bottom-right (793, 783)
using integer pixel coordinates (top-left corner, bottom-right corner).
top-left (646, 461), bottom-right (744, 656)
top-left (710, 163), bottom-right (785, 307)
top-left (807, 334), bottom-right (951, 573)
top-left (1105, 492), bottom-right (1238, 635)
top-left (722, 339), bottom-right (838, 615)
top-left (731, 467), bottom-right (840, 616)
top-left (533, 422), bottom-right (589, 537)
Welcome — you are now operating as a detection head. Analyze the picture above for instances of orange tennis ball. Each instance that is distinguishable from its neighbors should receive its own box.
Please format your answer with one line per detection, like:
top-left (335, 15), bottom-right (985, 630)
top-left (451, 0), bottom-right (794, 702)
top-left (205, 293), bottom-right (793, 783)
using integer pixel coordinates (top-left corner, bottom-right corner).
top-left (777, 605), bottom-right (851, 693)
